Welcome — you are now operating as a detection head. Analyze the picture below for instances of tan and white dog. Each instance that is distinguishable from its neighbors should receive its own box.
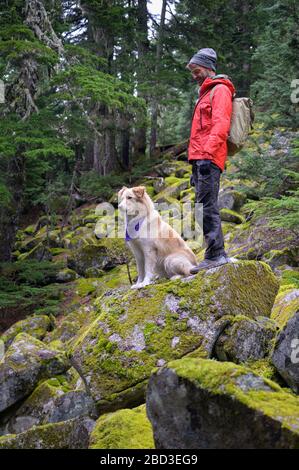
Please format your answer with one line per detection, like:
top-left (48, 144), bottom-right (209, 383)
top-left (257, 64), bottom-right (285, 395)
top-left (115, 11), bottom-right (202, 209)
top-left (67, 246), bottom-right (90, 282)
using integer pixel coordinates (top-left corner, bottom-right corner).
top-left (118, 185), bottom-right (198, 289)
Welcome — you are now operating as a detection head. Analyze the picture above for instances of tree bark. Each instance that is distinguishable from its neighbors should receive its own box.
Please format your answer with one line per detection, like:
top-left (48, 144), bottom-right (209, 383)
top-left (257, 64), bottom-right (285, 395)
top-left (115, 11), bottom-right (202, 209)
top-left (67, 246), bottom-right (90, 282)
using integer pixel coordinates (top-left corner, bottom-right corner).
top-left (150, 0), bottom-right (167, 158)
top-left (80, 0), bottom-right (118, 173)
top-left (132, 0), bottom-right (150, 159)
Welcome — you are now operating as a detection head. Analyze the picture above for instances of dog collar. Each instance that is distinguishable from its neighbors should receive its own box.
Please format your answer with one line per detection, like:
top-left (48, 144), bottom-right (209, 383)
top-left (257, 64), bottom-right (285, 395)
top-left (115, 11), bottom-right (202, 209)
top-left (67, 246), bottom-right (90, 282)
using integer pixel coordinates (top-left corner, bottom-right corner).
top-left (125, 217), bottom-right (145, 241)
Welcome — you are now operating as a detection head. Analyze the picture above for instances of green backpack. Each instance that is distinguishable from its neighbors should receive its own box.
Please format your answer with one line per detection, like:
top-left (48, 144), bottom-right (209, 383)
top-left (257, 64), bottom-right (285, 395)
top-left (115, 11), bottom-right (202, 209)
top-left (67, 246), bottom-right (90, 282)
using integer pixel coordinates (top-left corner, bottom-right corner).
top-left (210, 78), bottom-right (254, 156)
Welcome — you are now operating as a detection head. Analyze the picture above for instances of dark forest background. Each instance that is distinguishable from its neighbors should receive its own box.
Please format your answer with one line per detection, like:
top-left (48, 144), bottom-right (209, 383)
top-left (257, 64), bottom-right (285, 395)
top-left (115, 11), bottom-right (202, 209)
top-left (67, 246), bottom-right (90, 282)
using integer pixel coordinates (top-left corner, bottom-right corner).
top-left (0, 0), bottom-right (298, 263)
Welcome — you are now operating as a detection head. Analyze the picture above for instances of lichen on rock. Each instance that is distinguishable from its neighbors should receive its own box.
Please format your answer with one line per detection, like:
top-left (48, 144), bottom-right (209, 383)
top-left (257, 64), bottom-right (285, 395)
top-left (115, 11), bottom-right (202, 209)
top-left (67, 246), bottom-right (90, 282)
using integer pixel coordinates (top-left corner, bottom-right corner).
top-left (69, 261), bottom-right (279, 412)
top-left (146, 357), bottom-right (299, 449)
top-left (0, 333), bottom-right (70, 413)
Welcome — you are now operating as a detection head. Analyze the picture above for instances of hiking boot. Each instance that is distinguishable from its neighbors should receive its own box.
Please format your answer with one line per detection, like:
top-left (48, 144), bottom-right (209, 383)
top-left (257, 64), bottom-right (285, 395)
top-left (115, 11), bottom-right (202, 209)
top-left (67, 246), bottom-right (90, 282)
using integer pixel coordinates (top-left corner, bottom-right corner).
top-left (190, 255), bottom-right (229, 274)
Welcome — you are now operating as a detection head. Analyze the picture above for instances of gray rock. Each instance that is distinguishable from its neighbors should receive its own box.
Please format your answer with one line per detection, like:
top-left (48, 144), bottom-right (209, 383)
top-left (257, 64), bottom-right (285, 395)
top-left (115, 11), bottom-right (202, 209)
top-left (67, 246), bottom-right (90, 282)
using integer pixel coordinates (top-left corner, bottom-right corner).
top-left (1, 377), bottom-right (97, 435)
top-left (215, 316), bottom-right (277, 363)
top-left (146, 358), bottom-right (299, 449)
top-left (153, 177), bottom-right (166, 194)
top-left (0, 333), bottom-right (70, 413)
top-left (70, 261), bottom-right (279, 413)
top-left (0, 417), bottom-right (95, 449)
top-left (1, 316), bottom-right (52, 348)
top-left (218, 190), bottom-right (246, 212)
top-left (271, 310), bottom-right (299, 394)
top-left (56, 268), bottom-right (77, 282)
top-left (67, 239), bottom-right (130, 276)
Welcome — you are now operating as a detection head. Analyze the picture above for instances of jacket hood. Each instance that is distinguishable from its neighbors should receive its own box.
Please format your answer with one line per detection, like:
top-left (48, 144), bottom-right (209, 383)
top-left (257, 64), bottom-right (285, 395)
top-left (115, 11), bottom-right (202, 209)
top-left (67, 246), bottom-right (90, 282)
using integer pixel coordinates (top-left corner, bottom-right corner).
top-left (199, 75), bottom-right (236, 98)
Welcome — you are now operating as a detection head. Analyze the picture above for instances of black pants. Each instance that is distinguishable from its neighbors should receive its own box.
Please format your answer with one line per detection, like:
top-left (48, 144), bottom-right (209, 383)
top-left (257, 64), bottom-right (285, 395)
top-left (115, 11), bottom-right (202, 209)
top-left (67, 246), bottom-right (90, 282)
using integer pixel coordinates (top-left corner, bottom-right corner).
top-left (191, 159), bottom-right (226, 260)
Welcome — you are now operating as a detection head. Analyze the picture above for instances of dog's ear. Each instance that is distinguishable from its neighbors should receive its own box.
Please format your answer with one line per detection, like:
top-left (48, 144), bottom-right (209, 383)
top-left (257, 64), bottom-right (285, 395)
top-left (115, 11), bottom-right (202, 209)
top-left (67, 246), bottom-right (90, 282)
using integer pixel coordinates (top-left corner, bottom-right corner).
top-left (132, 186), bottom-right (146, 199)
top-left (118, 186), bottom-right (127, 198)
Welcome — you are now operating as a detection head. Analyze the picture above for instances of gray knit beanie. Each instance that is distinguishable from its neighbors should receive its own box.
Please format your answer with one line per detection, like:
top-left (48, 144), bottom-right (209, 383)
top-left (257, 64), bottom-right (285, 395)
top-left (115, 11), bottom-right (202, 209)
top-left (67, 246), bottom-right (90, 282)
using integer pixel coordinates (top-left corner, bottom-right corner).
top-left (188, 48), bottom-right (217, 72)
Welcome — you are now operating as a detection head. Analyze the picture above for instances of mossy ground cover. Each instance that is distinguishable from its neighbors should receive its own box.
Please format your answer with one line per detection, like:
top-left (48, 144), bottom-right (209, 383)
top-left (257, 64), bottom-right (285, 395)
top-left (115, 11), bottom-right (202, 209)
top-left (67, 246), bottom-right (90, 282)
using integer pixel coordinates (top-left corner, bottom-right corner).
top-left (167, 358), bottom-right (299, 433)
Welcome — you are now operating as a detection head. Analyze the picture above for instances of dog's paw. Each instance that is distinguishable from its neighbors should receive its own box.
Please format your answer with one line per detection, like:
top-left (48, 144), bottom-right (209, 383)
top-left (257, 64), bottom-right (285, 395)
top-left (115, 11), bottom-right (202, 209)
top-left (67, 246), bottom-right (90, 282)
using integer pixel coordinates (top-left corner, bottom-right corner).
top-left (131, 283), bottom-right (141, 289)
top-left (137, 279), bottom-right (155, 288)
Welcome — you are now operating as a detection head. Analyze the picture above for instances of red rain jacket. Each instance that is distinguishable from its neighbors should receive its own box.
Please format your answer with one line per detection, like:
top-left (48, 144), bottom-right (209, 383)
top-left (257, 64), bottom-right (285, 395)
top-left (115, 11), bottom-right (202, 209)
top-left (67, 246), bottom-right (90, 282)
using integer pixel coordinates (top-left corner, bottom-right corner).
top-left (188, 75), bottom-right (236, 172)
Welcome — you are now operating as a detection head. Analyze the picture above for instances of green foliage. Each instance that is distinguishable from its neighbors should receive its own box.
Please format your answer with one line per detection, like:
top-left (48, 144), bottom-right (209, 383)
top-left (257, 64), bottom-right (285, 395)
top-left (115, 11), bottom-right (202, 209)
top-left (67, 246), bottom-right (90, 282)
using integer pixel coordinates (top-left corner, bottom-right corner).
top-left (0, 182), bottom-right (11, 208)
top-left (79, 172), bottom-right (126, 200)
top-left (250, 0), bottom-right (299, 128)
top-left (51, 65), bottom-right (146, 115)
top-left (229, 129), bottom-right (299, 198)
top-left (0, 259), bottom-right (62, 287)
top-left (0, 260), bottom-right (65, 329)
top-left (244, 170), bottom-right (299, 231)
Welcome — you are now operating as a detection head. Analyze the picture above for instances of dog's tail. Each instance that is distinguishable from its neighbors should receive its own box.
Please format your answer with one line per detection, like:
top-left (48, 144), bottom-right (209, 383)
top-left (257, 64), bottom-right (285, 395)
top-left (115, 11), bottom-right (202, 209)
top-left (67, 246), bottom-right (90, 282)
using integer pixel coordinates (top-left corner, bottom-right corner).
top-left (164, 252), bottom-right (196, 278)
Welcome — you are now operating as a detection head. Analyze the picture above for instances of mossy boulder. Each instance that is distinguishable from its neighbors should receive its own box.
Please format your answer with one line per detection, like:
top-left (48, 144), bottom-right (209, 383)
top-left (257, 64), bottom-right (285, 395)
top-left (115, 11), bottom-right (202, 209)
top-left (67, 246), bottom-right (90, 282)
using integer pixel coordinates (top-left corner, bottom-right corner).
top-left (174, 168), bottom-right (189, 179)
top-left (218, 190), bottom-right (247, 212)
top-left (262, 247), bottom-right (299, 269)
top-left (44, 320), bottom-right (81, 345)
top-left (62, 227), bottom-right (96, 250)
top-left (146, 358), bottom-right (299, 449)
top-left (1, 378), bottom-right (97, 435)
top-left (153, 178), bottom-right (189, 202)
top-left (89, 404), bottom-right (154, 449)
top-left (220, 208), bottom-right (245, 224)
top-left (67, 239), bottom-right (131, 277)
top-left (1, 315), bottom-right (52, 348)
top-left (0, 333), bottom-right (70, 413)
top-left (18, 243), bottom-right (52, 262)
top-left (271, 300), bottom-right (299, 394)
top-left (214, 315), bottom-right (278, 363)
top-left (152, 177), bottom-right (166, 194)
top-left (271, 287), bottom-right (299, 328)
top-left (56, 268), bottom-right (77, 283)
top-left (23, 224), bottom-right (36, 236)
top-left (0, 417), bottom-right (95, 449)
top-left (154, 163), bottom-right (177, 177)
top-left (70, 261), bottom-right (279, 412)
top-left (227, 216), bottom-right (298, 261)
top-left (180, 188), bottom-right (195, 203)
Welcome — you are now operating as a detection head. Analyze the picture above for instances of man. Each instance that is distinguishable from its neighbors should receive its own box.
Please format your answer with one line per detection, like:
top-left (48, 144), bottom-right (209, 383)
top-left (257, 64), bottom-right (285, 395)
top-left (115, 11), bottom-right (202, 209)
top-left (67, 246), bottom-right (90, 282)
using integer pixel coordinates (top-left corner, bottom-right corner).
top-left (186, 47), bottom-right (236, 273)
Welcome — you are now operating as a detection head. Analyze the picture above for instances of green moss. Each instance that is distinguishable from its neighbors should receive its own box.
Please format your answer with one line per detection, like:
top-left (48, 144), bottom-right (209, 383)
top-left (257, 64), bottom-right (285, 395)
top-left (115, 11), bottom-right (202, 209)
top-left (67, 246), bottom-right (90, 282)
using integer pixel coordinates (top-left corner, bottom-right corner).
top-left (281, 270), bottom-right (299, 289)
top-left (0, 418), bottom-right (88, 449)
top-left (89, 404), bottom-right (154, 449)
top-left (24, 224), bottom-right (36, 235)
top-left (74, 278), bottom-right (100, 297)
top-left (164, 176), bottom-right (182, 186)
top-left (153, 177), bottom-right (189, 203)
top-left (1, 315), bottom-right (51, 347)
top-left (263, 248), bottom-right (299, 267)
top-left (246, 358), bottom-right (278, 381)
top-left (271, 287), bottom-right (299, 328)
top-left (69, 261), bottom-right (279, 408)
top-left (220, 208), bottom-right (245, 224)
top-left (145, 186), bottom-right (155, 198)
top-left (167, 358), bottom-right (299, 433)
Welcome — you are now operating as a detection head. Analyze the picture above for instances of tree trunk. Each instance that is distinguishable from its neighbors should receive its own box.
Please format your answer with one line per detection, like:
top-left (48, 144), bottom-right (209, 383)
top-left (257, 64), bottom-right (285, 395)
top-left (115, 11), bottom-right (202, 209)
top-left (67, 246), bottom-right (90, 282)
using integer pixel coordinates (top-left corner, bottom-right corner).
top-left (133, 0), bottom-right (150, 159)
top-left (150, 0), bottom-right (167, 158)
top-left (0, 0), bottom-right (63, 262)
top-left (80, 0), bottom-right (118, 174)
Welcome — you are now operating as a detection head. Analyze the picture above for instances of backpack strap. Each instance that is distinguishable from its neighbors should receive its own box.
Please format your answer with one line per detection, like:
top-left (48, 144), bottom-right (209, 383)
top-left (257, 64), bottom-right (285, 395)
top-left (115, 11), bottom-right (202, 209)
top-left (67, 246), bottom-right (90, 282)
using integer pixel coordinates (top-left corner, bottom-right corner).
top-left (209, 84), bottom-right (235, 106)
top-left (209, 84), bottom-right (222, 105)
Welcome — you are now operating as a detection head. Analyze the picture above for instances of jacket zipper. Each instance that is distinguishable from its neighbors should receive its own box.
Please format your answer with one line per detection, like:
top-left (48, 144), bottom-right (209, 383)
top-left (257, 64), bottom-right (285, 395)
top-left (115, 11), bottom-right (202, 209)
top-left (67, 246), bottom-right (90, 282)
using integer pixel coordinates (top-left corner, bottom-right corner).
top-left (200, 108), bottom-right (202, 130)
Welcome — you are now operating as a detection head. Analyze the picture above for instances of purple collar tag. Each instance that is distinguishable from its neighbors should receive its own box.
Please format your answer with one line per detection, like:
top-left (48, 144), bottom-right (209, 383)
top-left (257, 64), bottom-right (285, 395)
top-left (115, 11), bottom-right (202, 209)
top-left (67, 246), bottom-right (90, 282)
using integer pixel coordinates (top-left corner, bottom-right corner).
top-left (125, 217), bottom-right (144, 241)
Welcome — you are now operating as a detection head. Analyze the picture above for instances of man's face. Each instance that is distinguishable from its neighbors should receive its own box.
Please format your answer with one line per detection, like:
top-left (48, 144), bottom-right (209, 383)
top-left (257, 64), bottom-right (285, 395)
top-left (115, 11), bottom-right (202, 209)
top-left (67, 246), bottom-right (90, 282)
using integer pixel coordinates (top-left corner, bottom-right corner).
top-left (187, 63), bottom-right (210, 85)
